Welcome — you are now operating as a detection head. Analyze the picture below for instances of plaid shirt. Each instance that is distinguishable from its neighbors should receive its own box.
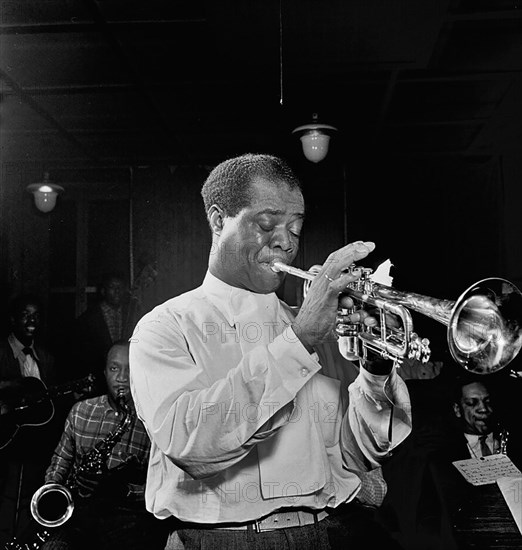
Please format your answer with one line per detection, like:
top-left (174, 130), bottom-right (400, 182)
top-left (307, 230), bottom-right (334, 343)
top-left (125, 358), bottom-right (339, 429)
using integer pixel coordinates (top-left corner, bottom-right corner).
top-left (45, 394), bottom-right (150, 485)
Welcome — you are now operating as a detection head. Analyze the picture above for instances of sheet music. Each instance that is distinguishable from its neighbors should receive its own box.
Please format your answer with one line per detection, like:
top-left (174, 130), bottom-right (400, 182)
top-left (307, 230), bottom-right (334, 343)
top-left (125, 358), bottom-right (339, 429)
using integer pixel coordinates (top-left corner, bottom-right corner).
top-left (452, 454), bottom-right (522, 486)
top-left (497, 476), bottom-right (522, 535)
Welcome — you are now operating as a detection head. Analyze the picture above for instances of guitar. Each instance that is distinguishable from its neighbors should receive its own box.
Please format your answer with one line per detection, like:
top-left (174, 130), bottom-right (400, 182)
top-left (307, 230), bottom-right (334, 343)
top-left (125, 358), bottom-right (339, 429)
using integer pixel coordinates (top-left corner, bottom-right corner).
top-left (0, 373), bottom-right (95, 449)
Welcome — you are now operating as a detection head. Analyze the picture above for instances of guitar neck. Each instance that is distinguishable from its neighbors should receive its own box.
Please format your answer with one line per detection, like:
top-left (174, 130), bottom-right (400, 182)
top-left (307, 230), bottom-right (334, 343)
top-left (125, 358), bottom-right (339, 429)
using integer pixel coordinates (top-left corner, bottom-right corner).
top-left (47, 375), bottom-right (95, 399)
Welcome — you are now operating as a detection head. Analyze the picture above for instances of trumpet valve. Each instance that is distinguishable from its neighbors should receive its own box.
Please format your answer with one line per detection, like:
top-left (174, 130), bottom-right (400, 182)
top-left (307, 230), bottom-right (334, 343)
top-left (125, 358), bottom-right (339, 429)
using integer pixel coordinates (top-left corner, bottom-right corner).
top-left (408, 333), bottom-right (431, 363)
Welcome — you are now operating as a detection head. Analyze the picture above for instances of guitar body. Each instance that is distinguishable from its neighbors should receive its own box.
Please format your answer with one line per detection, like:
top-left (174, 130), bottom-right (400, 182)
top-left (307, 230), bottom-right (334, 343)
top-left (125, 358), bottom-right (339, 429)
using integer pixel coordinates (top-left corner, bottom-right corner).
top-left (0, 377), bottom-right (54, 449)
top-left (0, 374), bottom-right (94, 450)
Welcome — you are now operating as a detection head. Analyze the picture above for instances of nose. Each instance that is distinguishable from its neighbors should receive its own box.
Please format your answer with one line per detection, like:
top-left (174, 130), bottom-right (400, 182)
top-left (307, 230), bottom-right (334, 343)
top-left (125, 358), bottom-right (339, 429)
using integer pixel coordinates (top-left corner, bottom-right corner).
top-left (116, 368), bottom-right (129, 383)
top-left (270, 227), bottom-right (295, 253)
top-left (476, 400), bottom-right (491, 414)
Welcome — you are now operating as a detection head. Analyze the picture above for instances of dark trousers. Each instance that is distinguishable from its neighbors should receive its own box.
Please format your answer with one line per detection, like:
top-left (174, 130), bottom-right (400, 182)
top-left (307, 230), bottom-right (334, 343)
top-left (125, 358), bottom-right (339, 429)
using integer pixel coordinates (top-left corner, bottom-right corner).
top-left (167, 504), bottom-right (405, 550)
top-left (40, 498), bottom-right (169, 550)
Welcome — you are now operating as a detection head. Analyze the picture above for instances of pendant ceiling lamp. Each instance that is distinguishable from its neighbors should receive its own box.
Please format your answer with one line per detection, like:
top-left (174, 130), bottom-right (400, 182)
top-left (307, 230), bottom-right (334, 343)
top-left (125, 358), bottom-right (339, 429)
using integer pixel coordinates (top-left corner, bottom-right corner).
top-left (27, 172), bottom-right (64, 213)
top-left (292, 113), bottom-right (338, 163)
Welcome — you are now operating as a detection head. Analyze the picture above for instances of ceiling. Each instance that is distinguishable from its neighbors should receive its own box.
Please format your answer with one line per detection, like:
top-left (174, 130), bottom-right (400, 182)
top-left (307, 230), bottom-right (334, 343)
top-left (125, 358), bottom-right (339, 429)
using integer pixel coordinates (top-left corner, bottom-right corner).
top-left (1, 0), bottom-right (521, 174)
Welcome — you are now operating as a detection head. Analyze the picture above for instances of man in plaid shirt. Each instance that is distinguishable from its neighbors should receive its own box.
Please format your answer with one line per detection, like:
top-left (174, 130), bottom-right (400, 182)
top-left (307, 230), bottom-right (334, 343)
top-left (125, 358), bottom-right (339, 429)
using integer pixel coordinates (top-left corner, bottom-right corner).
top-left (39, 340), bottom-right (168, 550)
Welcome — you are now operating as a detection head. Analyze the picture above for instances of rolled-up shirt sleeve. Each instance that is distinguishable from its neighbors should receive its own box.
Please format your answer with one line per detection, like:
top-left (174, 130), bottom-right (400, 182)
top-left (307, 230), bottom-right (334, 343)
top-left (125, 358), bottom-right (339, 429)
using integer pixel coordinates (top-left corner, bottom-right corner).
top-left (343, 366), bottom-right (412, 469)
top-left (130, 316), bottom-right (320, 479)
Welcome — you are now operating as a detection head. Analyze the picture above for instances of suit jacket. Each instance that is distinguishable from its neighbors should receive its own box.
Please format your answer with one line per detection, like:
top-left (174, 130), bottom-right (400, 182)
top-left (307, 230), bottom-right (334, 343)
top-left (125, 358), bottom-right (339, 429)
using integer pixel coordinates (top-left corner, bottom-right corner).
top-left (0, 337), bottom-right (59, 459)
top-left (380, 378), bottom-right (522, 550)
top-left (0, 338), bottom-right (56, 384)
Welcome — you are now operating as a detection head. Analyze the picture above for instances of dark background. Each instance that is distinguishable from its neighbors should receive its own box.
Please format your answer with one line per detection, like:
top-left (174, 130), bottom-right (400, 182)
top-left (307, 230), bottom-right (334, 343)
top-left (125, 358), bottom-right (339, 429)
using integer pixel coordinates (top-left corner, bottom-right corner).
top-left (0, 0), bottom-right (521, 368)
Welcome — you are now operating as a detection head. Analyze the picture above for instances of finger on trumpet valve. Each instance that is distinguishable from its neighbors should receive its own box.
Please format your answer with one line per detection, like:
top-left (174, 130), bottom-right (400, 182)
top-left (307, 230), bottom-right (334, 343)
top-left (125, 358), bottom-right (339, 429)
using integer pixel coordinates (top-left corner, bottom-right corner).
top-left (339, 295), bottom-right (355, 309)
top-left (408, 333), bottom-right (432, 363)
top-left (336, 324), bottom-right (358, 337)
top-left (351, 267), bottom-right (362, 277)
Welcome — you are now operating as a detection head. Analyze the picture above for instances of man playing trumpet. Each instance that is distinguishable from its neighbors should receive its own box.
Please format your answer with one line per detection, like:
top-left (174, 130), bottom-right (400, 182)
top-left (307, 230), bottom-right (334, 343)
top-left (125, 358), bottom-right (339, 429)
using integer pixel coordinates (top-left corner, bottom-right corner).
top-left (129, 153), bottom-right (412, 550)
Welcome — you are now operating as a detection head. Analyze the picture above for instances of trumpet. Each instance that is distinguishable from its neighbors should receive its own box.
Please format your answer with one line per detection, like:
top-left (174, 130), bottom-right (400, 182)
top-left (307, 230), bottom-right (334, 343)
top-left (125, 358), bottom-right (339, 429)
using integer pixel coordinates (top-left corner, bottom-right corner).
top-left (272, 261), bottom-right (522, 374)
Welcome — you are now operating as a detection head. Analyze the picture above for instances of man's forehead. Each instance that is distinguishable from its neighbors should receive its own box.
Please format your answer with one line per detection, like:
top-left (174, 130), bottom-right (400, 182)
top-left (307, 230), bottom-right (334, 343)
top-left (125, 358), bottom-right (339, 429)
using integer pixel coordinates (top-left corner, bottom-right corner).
top-left (16, 303), bottom-right (39, 314)
top-left (462, 382), bottom-right (489, 398)
top-left (248, 177), bottom-right (305, 212)
top-left (107, 346), bottom-right (129, 361)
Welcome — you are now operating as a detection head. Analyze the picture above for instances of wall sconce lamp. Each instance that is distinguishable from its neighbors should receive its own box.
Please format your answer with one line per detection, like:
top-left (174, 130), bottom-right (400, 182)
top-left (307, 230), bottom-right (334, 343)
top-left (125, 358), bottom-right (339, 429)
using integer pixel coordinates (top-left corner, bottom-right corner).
top-left (26, 172), bottom-right (64, 213)
top-left (292, 113), bottom-right (338, 163)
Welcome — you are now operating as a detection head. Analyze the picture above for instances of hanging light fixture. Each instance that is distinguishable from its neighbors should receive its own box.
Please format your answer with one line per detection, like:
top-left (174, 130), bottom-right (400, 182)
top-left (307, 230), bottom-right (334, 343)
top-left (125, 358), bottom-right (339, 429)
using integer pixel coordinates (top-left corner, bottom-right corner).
top-left (292, 113), bottom-right (338, 163)
top-left (26, 172), bottom-right (64, 213)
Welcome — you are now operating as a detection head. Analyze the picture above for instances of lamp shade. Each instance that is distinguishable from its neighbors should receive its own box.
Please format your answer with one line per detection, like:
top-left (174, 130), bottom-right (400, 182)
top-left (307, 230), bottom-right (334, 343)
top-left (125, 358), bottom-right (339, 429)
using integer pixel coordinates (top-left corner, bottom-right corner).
top-left (27, 173), bottom-right (64, 213)
top-left (292, 114), bottom-right (338, 163)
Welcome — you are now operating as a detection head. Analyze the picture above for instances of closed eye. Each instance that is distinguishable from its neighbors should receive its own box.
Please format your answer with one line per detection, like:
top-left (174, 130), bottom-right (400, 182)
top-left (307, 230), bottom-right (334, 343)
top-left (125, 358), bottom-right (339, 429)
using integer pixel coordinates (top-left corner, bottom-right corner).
top-left (258, 220), bottom-right (275, 232)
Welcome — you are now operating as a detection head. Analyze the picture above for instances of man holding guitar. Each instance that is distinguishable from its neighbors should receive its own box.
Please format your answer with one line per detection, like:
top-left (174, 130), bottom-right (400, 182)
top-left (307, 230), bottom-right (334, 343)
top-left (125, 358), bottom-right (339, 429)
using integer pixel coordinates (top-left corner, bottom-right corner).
top-left (0, 294), bottom-right (58, 547)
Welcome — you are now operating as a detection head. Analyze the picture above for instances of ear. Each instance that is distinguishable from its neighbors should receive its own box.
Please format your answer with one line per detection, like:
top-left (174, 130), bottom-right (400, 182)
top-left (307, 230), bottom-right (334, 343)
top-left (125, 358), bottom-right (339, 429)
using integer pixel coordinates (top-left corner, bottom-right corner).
top-left (208, 205), bottom-right (225, 235)
top-left (453, 403), bottom-right (461, 418)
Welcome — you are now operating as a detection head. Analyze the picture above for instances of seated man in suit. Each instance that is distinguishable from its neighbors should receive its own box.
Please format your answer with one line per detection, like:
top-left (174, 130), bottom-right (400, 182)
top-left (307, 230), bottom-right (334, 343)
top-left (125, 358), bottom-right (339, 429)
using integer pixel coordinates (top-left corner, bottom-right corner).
top-left (0, 293), bottom-right (58, 547)
top-left (378, 370), bottom-right (521, 550)
top-left (450, 375), bottom-right (506, 458)
top-left (0, 293), bottom-right (56, 385)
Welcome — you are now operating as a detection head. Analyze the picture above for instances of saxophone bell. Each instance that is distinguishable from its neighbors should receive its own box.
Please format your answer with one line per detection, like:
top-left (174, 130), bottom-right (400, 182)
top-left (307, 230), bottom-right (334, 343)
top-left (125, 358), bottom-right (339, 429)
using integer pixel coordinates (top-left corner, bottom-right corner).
top-left (30, 483), bottom-right (74, 528)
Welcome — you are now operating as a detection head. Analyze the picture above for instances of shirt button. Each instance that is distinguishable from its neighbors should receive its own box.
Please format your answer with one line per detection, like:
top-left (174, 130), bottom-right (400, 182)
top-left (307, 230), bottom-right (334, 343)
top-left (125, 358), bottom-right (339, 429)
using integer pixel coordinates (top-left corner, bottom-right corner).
top-left (301, 367), bottom-right (309, 377)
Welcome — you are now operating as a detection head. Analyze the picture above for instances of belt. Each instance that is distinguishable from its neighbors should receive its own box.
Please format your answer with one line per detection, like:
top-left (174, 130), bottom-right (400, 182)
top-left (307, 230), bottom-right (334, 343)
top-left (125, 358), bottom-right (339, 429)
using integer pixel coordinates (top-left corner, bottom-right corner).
top-left (213, 509), bottom-right (329, 533)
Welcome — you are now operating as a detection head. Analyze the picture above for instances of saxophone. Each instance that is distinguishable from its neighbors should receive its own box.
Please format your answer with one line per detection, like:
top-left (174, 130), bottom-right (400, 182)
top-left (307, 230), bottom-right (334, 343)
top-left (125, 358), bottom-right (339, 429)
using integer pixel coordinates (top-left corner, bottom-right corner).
top-left (5, 391), bottom-right (133, 550)
top-left (69, 390), bottom-right (133, 495)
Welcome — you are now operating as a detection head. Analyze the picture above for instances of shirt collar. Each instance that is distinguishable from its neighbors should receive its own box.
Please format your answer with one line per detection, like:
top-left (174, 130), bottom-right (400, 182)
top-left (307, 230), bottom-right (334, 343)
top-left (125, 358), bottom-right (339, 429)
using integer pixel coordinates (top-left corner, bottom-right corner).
top-left (464, 432), bottom-right (493, 446)
top-left (8, 332), bottom-right (38, 360)
top-left (202, 270), bottom-right (284, 327)
top-left (97, 394), bottom-right (121, 415)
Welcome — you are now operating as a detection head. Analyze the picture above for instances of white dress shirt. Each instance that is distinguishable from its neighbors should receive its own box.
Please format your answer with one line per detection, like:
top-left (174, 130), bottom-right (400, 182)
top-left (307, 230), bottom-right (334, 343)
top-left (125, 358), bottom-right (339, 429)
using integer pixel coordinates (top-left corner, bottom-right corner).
top-left (8, 333), bottom-right (41, 380)
top-left (129, 271), bottom-right (411, 524)
top-left (464, 432), bottom-right (497, 458)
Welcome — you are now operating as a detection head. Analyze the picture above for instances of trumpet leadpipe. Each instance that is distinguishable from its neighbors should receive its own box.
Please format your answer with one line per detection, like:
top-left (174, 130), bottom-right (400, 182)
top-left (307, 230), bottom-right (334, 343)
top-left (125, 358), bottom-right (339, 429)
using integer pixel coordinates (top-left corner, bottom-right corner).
top-left (271, 261), bottom-right (315, 281)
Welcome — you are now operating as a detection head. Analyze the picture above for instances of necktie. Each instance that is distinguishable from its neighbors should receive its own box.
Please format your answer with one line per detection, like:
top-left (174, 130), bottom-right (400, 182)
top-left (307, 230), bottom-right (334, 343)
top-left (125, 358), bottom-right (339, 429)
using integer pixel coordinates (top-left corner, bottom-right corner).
top-left (479, 435), bottom-right (492, 457)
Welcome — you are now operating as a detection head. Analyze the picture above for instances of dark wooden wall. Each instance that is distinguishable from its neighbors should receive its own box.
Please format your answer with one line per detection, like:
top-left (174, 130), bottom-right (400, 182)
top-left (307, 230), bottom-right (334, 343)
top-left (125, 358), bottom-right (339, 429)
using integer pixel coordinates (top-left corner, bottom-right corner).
top-left (1, 150), bottom-right (521, 362)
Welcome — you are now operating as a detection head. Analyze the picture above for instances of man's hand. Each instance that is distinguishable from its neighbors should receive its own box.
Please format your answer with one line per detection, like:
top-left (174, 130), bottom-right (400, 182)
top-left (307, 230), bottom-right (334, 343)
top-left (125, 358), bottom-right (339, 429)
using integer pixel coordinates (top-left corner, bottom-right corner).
top-left (292, 241), bottom-right (377, 352)
top-left (76, 470), bottom-right (103, 499)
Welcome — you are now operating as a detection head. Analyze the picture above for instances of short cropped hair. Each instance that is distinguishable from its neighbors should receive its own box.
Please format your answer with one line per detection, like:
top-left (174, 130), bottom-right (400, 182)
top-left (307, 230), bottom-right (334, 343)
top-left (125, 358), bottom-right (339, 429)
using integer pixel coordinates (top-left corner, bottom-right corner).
top-left (8, 293), bottom-right (43, 319)
top-left (99, 271), bottom-right (126, 289)
top-left (105, 338), bottom-right (130, 360)
top-left (450, 373), bottom-right (492, 404)
top-left (200, 153), bottom-right (302, 219)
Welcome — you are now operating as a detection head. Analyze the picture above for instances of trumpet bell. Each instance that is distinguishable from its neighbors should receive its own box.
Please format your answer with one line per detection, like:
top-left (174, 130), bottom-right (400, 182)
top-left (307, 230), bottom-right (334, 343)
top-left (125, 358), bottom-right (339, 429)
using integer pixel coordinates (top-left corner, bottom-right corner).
top-left (449, 278), bottom-right (522, 374)
top-left (30, 483), bottom-right (74, 528)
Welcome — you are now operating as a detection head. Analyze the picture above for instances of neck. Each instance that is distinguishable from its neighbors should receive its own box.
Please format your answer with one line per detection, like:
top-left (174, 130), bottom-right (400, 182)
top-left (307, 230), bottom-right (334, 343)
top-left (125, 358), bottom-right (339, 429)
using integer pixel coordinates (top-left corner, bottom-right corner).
top-left (13, 332), bottom-right (33, 347)
top-left (108, 393), bottom-right (134, 415)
